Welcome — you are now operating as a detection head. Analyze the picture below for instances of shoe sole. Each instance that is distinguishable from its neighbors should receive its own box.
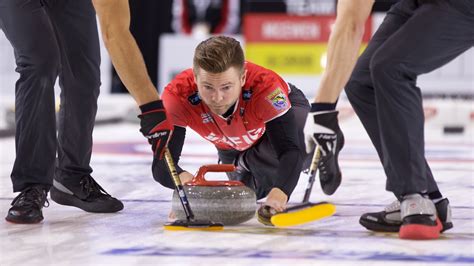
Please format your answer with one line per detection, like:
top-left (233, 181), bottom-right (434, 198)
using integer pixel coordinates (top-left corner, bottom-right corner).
top-left (50, 187), bottom-right (123, 213)
top-left (359, 217), bottom-right (400, 232)
top-left (5, 216), bottom-right (43, 224)
top-left (360, 213), bottom-right (453, 233)
top-left (399, 217), bottom-right (443, 240)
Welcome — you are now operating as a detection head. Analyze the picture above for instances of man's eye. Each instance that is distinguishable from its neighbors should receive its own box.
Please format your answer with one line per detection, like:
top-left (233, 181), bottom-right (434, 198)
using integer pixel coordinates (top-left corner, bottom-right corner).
top-left (205, 86), bottom-right (213, 90)
top-left (222, 86), bottom-right (230, 90)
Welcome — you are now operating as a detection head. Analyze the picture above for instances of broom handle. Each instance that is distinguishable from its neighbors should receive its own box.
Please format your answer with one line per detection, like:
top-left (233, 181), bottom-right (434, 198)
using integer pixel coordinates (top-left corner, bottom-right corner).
top-left (164, 148), bottom-right (195, 220)
top-left (302, 145), bottom-right (321, 203)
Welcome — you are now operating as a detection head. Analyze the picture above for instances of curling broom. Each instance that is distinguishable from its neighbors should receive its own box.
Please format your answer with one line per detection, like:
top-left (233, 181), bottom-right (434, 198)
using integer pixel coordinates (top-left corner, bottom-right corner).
top-left (162, 148), bottom-right (224, 231)
top-left (270, 146), bottom-right (336, 227)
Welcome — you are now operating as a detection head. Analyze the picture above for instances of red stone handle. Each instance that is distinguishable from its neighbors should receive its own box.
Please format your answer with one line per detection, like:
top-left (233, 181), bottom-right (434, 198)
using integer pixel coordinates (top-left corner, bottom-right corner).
top-left (185, 164), bottom-right (244, 187)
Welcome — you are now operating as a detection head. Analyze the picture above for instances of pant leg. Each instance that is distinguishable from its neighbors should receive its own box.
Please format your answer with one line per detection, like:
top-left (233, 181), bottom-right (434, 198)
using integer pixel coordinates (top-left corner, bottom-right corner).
top-left (346, 0), bottom-right (440, 197)
top-left (238, 86), bottom-right (310, 199)
top-left (346, 0), bottom-right (416, 164)
top-left (44, 0), bottom-right (101, 184)
top-left (0, 0), bottom-right (60, 192)
top-left (216, 148), bottom-right (259, 192)
top-left (288, 85), bottom-right (312, 163)
top-left (368, 0), bottom-right (474, 196)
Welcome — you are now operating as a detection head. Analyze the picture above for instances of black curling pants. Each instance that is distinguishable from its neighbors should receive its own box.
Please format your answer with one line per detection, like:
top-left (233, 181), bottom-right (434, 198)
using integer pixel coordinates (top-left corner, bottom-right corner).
top-left (0, 0), bottom-right (101, 192)
top-left (345, 0), bottom-right (474, 197)
top-left (218, 86), bottom-right (311, 199)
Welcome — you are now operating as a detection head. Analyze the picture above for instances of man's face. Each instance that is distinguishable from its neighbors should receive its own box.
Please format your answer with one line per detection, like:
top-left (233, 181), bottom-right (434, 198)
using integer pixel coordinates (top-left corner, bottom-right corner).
top-left (195, 66), bottom-right (246, 116)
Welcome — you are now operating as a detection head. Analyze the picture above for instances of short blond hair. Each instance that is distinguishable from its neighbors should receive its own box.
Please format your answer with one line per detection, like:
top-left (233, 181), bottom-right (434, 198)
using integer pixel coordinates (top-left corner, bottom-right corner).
top-left (193, 36), bottom-right (245, 74)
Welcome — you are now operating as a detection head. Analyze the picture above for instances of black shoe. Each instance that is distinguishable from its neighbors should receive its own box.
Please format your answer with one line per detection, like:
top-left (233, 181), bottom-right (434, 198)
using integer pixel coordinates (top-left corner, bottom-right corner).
top-left (50, 175), bottom-right (123, 213)
top-left (6, 185), bottom-right (49, 224)
top-left (312, 111), bottom-right (344, 195)
top-left (359, 200), bottom-right (402, 232)
top-left (359, 198), bottom-right (453, 233)
top-left (434, 198), bottom-right (453, 232)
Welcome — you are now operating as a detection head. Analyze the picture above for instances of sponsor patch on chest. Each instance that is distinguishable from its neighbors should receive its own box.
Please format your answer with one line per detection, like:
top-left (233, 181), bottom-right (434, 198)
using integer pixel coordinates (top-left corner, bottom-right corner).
top-left (201, 113), bottom-right (213, 123)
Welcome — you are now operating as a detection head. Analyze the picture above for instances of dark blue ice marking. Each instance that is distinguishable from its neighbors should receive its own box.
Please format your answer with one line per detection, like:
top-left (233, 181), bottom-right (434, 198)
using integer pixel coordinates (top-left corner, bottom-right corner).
top-left (102, 246), bottom-right (474, 263)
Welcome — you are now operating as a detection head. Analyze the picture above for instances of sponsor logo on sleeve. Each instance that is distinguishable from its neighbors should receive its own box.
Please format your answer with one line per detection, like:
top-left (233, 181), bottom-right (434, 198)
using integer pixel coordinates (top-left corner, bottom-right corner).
top-left (266, 88), bottom-right (288, 110)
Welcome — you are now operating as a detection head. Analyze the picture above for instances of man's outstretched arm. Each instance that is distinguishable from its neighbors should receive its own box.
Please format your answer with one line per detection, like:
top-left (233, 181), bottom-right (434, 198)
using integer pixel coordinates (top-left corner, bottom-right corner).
top-left (92, 0), bottom-right (159, 105)
top-left (315, 0), bottom-right (374, 103)
top-left (303, 0), bottom-right (374, 196)
top-left (93, 0), bottom-right (172, 160)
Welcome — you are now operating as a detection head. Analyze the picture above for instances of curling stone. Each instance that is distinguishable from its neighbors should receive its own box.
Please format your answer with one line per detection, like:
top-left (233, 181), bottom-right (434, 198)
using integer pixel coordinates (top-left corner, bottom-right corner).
top-left (172, 164), bottom-right (257, 225)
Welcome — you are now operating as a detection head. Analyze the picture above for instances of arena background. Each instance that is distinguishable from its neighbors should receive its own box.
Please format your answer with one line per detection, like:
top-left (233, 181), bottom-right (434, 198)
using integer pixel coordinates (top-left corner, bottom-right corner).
top-left (0, 1), bottom-right (472, 135)
top-left (0, 1), bottom-right (473, 265)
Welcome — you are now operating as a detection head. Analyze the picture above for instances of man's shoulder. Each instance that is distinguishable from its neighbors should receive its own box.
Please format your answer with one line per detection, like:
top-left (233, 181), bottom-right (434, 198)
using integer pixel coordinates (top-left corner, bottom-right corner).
top-left (242, 63), bottom-right (290, 117)
top-left (164, 68), bottom-right (196, 96)
top-left (244, 61), bottom-right (286, 90)
top-left (245, 61), bottom-right (267, 74)
top-left (244, 66), bottom-right (288, 101)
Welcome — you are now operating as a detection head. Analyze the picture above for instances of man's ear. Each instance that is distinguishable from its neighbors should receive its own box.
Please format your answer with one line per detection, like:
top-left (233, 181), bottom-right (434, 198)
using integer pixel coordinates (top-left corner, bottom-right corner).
top-left (241, 69), bottom-right (247, 86)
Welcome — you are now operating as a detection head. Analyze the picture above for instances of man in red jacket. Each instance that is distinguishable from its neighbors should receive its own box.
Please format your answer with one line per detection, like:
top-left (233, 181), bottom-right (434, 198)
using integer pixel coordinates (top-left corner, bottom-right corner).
top-left (153, 36), bottom-right (311, 224)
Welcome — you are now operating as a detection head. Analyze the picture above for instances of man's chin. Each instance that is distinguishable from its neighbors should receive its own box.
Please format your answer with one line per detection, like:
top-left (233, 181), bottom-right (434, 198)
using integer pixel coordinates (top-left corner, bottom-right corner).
top-left (209, 107), bottom-right (226, 115)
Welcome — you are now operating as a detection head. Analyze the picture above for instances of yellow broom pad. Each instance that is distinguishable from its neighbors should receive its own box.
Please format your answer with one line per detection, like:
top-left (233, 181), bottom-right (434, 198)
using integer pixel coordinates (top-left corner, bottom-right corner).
top-left (163, 220), bottom-right (224, 231)
top-left (163, 224), bottom-right (224, 231)
top-left (270, 203), bottom-right (336, 227)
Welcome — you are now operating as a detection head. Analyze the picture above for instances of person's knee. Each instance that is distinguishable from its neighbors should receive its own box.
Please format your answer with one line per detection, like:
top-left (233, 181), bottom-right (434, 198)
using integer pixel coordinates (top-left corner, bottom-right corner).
top-left (76, 65), bottom-right (101, 96)
top-left (20, 49), bottom-right (60, 79)
top-left (345, 77), bottom-right (366, 105)
top-left (345, 64), bottom-right (370, 102)
top-left (67, 65), bottom-right (101, 100)
top-left (369, 50), bottom-right (409, 87)
top-left (370, 51), bottom-right (390, 78)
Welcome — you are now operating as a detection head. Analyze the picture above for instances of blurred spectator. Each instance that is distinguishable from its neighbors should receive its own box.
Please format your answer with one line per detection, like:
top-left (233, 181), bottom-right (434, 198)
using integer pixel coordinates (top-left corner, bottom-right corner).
top-left (244, 0), bottom-right (398, 15)
top-left (172, 0), bottom-right (243, 37)
top-left (244, 0), bottom-right (286, 13)
top-left (110, 0), bottom-right (398, 93)
top-left (285, 0), bottom-right (335, 15)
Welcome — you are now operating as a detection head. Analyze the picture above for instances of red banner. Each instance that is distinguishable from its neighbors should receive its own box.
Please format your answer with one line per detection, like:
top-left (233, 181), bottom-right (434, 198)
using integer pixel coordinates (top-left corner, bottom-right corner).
top-left (244, 14), bottom-right (372, 43)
